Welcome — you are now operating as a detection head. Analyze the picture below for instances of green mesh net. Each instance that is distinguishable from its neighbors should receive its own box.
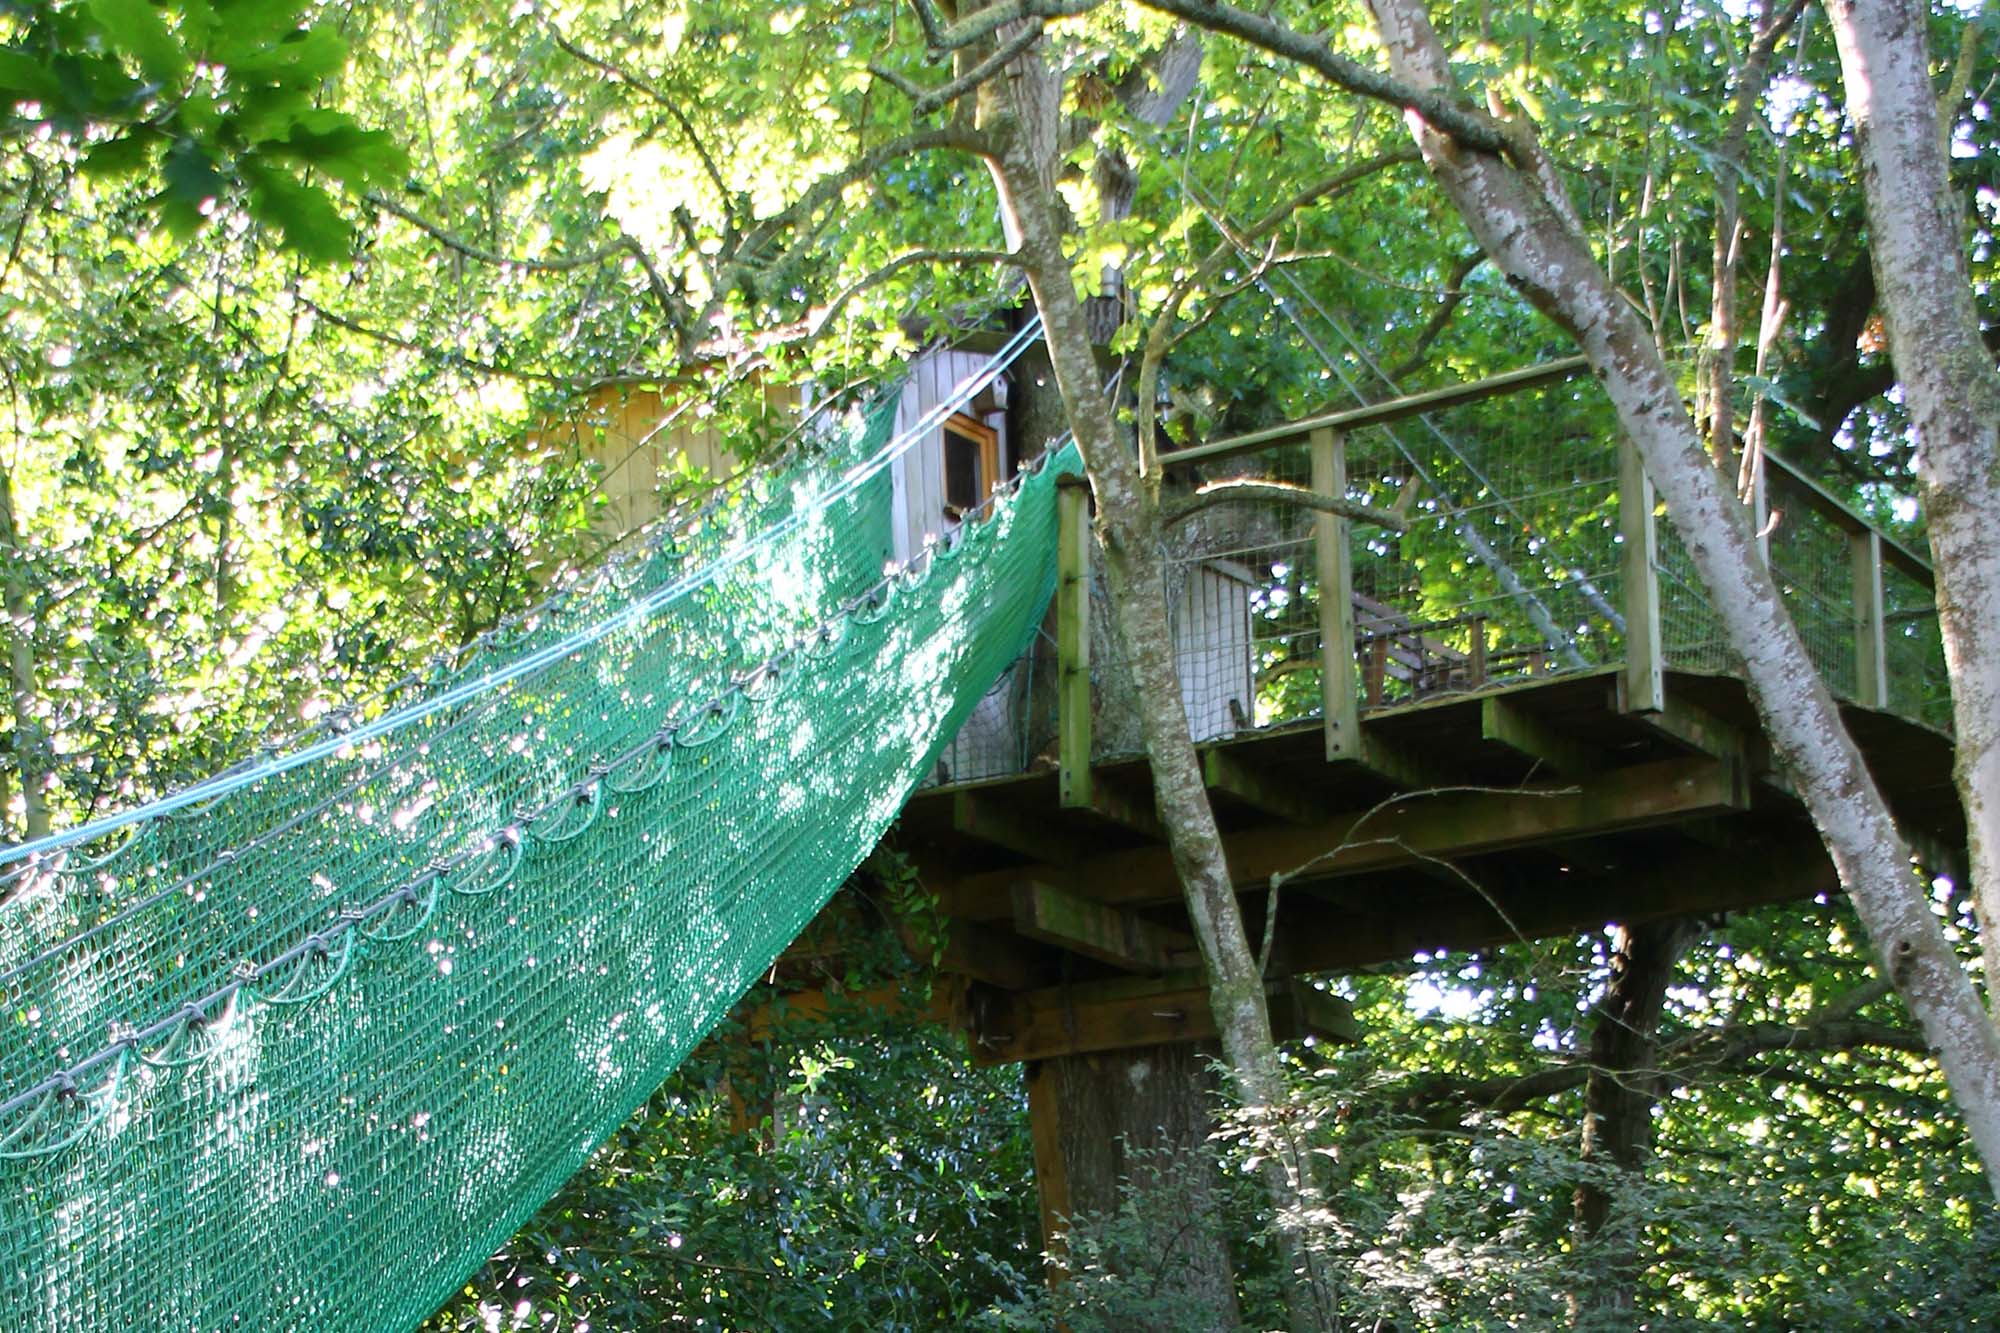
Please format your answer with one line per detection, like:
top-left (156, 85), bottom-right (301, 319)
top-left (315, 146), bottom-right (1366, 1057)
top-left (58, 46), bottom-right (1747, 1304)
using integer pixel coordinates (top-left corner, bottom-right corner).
top-left (0, 378), bottom-right (1080, 1330)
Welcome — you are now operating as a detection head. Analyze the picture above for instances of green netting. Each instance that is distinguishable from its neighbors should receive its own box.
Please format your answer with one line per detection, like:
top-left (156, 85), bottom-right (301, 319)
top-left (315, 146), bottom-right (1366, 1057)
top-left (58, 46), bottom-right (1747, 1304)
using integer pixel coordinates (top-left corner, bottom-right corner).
top-left (0, 374), bottom-right (1080, 1329)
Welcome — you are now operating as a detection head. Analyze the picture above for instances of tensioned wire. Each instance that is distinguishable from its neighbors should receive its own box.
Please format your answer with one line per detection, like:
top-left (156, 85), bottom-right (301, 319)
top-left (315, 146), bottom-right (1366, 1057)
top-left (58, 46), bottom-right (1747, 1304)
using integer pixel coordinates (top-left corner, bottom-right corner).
top-left (0, 314), bottom-right (1043, 872)
top-left (0, 320), bottom-right (1046, 1087)
top-left (0, 323), bottom-right (1017, 907)
top-left (0, 322), bottom-right (1076, 1330)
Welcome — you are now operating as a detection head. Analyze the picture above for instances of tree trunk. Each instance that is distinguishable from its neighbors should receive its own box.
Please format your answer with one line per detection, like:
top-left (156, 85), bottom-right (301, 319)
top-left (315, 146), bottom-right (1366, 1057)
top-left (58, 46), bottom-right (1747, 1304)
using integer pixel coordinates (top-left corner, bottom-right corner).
top-left (1824, 0), bottom-right (2000, 977)
top-left (981, 54), bottom-right (1339, 1329)
top-left (1027, 1044), bottom-right (1242, 1328)
top-left (1354, 0), bottom-right (2000, 1195)
top-left (1570, 919), bottom-right (1693, 1326)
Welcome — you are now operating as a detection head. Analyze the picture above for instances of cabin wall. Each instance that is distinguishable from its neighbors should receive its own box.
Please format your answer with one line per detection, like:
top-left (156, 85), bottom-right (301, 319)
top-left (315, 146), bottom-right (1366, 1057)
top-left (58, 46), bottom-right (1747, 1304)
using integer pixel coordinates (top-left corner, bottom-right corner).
top-left (888, 350), bottom-right (1011, 564)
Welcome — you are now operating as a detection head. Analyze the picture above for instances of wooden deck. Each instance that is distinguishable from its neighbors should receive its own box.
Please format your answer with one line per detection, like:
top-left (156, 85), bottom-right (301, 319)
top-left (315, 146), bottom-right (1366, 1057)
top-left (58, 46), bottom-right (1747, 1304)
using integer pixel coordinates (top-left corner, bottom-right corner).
top-left (874, 668), bottom-right (1959, 1064)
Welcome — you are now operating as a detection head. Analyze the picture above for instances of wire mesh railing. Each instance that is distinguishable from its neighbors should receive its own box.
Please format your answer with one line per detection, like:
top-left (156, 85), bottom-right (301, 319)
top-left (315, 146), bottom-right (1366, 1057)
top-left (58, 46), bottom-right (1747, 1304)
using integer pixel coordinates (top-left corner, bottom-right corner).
top-left (926, 370), bottom-right (1946, 788)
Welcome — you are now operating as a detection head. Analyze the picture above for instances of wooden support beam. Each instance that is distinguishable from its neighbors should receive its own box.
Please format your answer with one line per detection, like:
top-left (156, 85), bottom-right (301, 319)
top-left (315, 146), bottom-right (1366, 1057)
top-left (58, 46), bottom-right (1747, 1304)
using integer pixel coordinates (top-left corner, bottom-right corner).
top-left (1012, 879), bottom-right (1197, 973)
top-left (953, 790), bottom-right (1087, 863)
top-left (1633, 691), bottom-right (1747, 767)
top-left (1347, 732), bottom-right (1458, 791)
top-left (1056, 476), bottom-right (1093, 809)
top-left (968, 973), bottom-right (1358, 1066)
top-left (1281, 833), bottom-right (1837, 973)
top-left (1481, 696), bottom-right (1603, 776)
top-left (1203, 746), bottom-right (1328, 824)
top-left (1851, 529), bottom-right (1890, 710)
top-left (939, 755), bottom-right (1749, 919)
top-left (1619, 436), bottom-right (1665, 714)
top-left (1314, 428), bottom-right (1361, 760)
top-left (1072, 779), bottom-right (1165, 840)
top-left (935, 916), bottom-right (1053, 991)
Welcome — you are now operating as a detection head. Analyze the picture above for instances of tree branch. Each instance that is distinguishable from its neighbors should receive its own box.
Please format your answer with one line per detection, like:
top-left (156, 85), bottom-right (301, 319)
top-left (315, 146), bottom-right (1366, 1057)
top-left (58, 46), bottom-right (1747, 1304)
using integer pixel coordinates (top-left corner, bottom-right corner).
top-left (1139, 0), bottom-right (1509, 152)
top-left (1387, 249), bottom-right (1484, 380)
top-left (872, 23), bottom-right (1046, 118)
top-left (1162, 478), bottom-right (1405, 530)
top-left (544, 26), bottom-right (734, 213)
top-left (807, 248), bottom-right (1021, 338)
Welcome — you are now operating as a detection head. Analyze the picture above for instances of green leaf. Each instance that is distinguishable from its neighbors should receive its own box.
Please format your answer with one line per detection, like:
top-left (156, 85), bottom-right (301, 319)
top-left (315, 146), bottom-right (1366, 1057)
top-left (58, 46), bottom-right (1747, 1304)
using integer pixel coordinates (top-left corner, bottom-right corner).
top-left (86, 0), bottom-right (188, 87)
top-left (222, 25), bottom-right (346, 84)
top-left (79, 131), bottom-right (158, 179)
top-left (160, 136), bottom-right (223, 206)
top-left (241, 157), bottom-right (351, 261)
top-left (0, 48), bottom-right (63, 103)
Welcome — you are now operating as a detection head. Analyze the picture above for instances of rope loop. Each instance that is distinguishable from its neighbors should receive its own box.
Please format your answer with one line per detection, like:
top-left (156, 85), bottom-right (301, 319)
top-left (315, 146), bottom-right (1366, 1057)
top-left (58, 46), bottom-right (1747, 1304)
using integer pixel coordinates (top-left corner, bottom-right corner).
top-left (136, 997), bottom-right (237, 1071)
top-left (604, 735), bottom-right (675, 795)
top-left (527, 785), bottom-right (603, 845)
top-left (851, 578), bottom-right (897, 625)
top-left (739, 661), bottom-right (787, 704)
top-left (0, 1050), bottom-right (127, 1161)
top-left (674, 691), bottom-right (741, 748)
top-left (444, 831), bottom-right (524, 898)
top-left (357, 872), bottom-right (443, 944)
top-left (258, 929), bottom-right (358, 1007)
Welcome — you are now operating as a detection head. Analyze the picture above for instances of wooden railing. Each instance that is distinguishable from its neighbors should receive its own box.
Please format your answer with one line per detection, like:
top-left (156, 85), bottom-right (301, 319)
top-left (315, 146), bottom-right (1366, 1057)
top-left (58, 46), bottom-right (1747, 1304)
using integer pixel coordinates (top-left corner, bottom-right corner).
top-left (1048, 360), bottom-right (1939, 804)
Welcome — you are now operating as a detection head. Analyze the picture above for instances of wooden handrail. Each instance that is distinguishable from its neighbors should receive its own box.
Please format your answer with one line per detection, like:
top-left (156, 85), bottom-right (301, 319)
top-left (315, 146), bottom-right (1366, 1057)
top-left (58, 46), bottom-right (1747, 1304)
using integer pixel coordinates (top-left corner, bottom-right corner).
top-left (1160, 355), bottom-right (1591, 468)
top-left (1762, 450), bottom-right (1933, 589)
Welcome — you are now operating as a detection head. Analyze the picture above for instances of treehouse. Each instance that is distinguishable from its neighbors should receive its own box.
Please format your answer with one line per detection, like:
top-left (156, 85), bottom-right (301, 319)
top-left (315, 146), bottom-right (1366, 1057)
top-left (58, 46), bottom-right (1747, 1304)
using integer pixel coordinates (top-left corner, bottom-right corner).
top-left (578, 342), bottom-right (1961, 1267)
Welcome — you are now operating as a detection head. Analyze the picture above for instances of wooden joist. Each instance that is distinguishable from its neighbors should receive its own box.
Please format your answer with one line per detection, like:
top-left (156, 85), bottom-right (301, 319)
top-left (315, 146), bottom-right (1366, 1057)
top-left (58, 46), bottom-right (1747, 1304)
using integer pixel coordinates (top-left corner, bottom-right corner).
top-left (1279, 833), bottom-right (1838, 973)
top-left (953, 790), bottom-right (1087, 863)
top-left (967, 972), bottom-right (1359, 1066)
top-left (1202, 746), bottom-right (1329, 824)
top-left (1480, 695), bottom-right (1603, 776)
top-left (937, 755), bottom-right (1750, 919)
top-left (1012, 879), bottom-right (1197, 973)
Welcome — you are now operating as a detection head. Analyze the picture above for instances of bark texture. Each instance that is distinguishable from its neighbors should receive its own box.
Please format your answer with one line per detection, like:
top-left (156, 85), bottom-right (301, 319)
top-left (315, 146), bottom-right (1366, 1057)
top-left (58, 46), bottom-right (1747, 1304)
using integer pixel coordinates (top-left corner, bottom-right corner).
top-left (978, 38), bottom-right (1338, 1326)
top-left (1571, 919), bottom-right (1694, 1324)
top-left (1825, 0), bottom-right (2000, 974)
top-left (1351, 0), bottom-right (2000, 1195)
top-left (0, 465), bottom-right (47, 842)
top-left (1030, 1044), bottom-right (1242, 1328)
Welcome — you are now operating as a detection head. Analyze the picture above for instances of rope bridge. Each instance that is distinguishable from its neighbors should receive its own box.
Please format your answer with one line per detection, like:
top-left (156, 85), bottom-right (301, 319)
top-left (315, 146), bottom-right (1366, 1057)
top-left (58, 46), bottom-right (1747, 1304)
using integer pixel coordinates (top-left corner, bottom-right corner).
top-left (0, 331), bottom-right (1076, 1330)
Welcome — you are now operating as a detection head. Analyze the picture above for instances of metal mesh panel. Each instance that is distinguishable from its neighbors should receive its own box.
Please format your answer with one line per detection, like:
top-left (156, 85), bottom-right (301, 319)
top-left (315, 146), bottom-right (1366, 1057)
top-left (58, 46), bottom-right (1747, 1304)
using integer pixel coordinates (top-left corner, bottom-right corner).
top-left (1766, 476), bottom-right (1859, 699)
top-left (1884, 565), bottom-right (1951, 730)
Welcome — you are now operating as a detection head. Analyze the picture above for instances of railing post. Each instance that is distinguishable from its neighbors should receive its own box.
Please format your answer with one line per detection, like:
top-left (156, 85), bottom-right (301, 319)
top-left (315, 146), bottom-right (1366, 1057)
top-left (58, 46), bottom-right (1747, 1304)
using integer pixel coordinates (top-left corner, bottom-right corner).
top-left (1619, 436), bottom-right (1665, 713)
top-left (1851, 528), bottom-right (1889, 709)
top-left (1313, 427), bottom-right (1360, 759)
top-left (1056, 475), bottom-right (1093, 808)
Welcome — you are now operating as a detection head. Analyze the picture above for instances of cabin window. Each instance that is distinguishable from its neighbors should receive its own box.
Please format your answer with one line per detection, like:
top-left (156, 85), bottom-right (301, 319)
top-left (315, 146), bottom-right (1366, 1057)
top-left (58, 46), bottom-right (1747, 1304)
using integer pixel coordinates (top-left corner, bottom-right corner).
top-left (941, 414), bottom-right (1001, 519)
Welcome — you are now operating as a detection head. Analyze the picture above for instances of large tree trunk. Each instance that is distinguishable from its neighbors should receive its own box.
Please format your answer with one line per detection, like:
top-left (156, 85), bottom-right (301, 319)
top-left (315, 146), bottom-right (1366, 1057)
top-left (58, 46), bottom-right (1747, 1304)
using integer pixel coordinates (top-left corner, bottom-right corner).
top-left (1823, 0), bottom-right (2000, 975)
top-left (1027, 1044), bottom-right (1242, 1327)
top-left (1353, 0), bottom-right (2000, 1195)
top-left (980, 52), bottom-right (1338, 1328)
top-left (1570, 919), bottom-right (1693, 1326)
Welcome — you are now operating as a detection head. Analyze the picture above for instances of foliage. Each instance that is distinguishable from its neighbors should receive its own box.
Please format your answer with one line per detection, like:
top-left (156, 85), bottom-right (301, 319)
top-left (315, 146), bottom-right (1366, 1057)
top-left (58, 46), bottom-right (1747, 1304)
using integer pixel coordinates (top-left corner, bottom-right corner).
top-left (0, 0), bottom-right (407, 257)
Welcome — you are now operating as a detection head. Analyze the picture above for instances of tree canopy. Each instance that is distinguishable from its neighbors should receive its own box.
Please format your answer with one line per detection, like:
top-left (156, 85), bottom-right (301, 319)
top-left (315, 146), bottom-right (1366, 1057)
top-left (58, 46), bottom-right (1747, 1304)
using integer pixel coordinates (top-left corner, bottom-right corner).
top-left (2, 0), bottom-right (1995, 1326)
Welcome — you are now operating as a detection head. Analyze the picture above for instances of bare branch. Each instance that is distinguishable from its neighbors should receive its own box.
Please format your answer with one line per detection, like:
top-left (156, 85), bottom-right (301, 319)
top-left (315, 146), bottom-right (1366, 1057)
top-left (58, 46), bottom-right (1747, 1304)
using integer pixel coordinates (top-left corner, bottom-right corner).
top-left (366, 191), bottom-right (637, 274)
top-left (1162, 478), bottom-right (1405, 530)
top-left (873, 23), bottom-right (1046, 117)
top-left (544, 25), bottom-right (734, 212)
top-left (1139, 0), bottom-right (1509, 153)
top-left (808, 248), bottom-right (1021, 337)
top-left (908, 0), bottom-right (1094, 54)
top-left (298, 296), bottom-right (658, 390)
top-left (1387, 250), bottom-right (1485, 380)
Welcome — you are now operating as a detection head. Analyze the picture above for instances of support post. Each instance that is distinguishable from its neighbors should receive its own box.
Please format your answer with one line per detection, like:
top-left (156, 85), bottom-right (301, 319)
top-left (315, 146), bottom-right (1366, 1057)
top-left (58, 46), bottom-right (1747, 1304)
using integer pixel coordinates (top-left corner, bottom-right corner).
top-left (1851, 529), bottom-right (1889, 709)
top-left (1314, 428), bottom-right (1360, 758)
top-left (1056, 476), bottom-right (1093, 808)
top-left (1619, 436), bottom-right (1665, 714)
